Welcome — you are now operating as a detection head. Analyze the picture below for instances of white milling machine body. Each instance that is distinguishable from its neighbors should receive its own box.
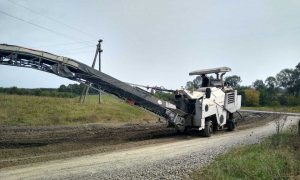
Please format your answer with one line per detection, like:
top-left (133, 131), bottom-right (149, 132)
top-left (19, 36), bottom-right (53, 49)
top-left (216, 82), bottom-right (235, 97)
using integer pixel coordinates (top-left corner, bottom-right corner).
top-left (166, 67), bottom-right (242, 137)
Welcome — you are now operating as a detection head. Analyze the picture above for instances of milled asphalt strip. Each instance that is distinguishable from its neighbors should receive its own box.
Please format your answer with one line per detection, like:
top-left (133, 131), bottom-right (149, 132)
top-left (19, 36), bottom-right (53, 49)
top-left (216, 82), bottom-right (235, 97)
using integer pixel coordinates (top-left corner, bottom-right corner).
top-left (0, 116), bottom-right (299, 180)
top-left (239, 109), bottom-right (300, 116)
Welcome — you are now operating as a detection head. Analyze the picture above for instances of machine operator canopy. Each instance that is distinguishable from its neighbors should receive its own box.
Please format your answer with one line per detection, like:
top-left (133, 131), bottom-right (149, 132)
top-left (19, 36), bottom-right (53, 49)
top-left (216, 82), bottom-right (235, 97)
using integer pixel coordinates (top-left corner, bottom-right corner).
top-left (189, 67), bottom-right (231, 76)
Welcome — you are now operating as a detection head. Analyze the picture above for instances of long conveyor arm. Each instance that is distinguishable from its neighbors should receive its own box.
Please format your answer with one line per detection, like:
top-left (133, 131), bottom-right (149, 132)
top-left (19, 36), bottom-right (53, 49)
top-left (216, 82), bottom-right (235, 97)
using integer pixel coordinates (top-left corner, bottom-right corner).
top-left (0, 44), bottom-right (178, 119)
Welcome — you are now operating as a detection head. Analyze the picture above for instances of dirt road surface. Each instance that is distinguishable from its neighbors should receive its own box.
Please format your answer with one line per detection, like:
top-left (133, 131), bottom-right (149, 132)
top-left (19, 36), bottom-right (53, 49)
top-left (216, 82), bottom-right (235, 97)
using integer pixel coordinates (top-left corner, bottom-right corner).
top-left (0, 113), bottom-right (299, 179)
top-left (0, 112), bottom-right (273, 168)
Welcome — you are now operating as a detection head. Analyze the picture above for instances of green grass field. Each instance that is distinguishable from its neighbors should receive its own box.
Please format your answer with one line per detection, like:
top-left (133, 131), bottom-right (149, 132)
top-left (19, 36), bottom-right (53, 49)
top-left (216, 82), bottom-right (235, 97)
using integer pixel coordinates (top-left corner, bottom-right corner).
top-left (242, 106), bottom-right (300, 113)
top-left (0, 94), bottom-right (157, 126)
top-left (187, 126), bottom-right (300, 180)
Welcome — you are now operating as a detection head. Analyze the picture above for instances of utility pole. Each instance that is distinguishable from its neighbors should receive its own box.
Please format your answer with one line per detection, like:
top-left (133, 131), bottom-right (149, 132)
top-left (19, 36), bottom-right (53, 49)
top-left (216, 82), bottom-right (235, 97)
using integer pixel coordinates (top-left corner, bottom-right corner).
top-left (78, 86), bottom-right (86, 103)
top-left (98, 39), bottom-right (103, 104)
top-left (78, 41), bottom-right (101, 103)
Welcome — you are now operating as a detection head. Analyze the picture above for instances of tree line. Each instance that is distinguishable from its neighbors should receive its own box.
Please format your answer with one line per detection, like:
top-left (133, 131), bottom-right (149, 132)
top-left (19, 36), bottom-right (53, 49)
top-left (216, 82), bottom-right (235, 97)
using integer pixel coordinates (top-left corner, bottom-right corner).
top-left (0, 83), bottom-right (99, 98)
top-left (183, 62), bottom-right (300, 107)
top-left (0, 86), bottom-right (77, 98)
top-left (151, 89), bottom-right (175, 101)
top-left (57, 84), bottom-right (99, 95)
top-left (1, 62), bottom-right (299, 106)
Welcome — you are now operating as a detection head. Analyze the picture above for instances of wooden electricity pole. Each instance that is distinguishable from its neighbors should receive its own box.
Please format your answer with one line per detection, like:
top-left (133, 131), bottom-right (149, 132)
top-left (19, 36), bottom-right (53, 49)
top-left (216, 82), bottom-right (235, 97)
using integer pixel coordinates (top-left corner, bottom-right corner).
top-left (98, 39), bottom-right (103, 104)
top-left (78, 40), bottom-right (103, 104)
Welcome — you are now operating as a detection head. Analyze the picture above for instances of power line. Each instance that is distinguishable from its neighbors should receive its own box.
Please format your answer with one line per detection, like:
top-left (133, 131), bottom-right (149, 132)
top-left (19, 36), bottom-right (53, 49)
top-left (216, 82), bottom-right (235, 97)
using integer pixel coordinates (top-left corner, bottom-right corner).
top-left (7, 0), bottom-right (98, 40)
top-left (30, 40), bottom-right (96, 49)
top-left (0, 10), bottom-right (94, 47)
top-left (59, 50), bottom-right (95, 55)
top-left (52, 46), bottom-right (93, 53)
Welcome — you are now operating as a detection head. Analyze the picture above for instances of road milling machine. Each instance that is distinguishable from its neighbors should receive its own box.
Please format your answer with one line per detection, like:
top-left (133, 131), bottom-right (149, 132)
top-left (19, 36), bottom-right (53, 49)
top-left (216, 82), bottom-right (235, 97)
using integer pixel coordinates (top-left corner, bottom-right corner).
top-left (0, 44), bottom-right (241, 137)
top-left (166, 67), bottom-right (242, 137)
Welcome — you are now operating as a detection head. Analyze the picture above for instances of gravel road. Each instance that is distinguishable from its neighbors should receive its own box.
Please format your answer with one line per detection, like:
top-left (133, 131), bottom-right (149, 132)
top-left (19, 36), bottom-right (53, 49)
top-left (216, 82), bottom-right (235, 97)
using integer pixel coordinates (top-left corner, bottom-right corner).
top-left (1, 115), bottom-right (299, 180)
top-left (0, 111), bottom-right (273, 168)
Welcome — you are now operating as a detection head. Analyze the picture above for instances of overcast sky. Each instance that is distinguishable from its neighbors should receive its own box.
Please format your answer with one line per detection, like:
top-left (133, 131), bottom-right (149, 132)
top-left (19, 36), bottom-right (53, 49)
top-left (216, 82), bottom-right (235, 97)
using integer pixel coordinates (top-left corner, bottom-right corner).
top-left (0, 0), bottom-right (299, 90)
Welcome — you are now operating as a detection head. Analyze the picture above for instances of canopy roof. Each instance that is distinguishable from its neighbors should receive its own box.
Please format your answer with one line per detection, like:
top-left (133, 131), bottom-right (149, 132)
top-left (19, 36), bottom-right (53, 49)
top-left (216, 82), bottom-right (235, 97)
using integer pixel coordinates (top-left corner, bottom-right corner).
top-left (189, 67), bottom-right (231, 76)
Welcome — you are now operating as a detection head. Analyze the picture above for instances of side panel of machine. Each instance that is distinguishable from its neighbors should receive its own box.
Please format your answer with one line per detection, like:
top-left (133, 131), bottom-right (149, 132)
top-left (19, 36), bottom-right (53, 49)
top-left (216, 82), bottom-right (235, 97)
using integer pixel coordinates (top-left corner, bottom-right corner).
top-left (192, 99), bottom-right (203, 127)
top-left (211, 89), bottom-right (227, 126)
top-left (224, 90), bottom-right (241, 113)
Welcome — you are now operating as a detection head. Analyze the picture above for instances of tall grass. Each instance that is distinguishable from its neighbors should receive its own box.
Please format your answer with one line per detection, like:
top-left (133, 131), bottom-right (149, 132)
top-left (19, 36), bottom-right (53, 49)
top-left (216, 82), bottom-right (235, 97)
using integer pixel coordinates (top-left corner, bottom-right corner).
top-left (187, 126), bottom-right (300, 180)
top-left (0, 94), bottom-right (157, 126)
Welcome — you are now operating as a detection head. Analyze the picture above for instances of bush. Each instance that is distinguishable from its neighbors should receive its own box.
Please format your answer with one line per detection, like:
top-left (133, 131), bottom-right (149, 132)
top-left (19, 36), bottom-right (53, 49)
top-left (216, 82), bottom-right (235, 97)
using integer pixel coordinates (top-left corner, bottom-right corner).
top-left (279, 93), bottom-right (300, 106)
top-left (245, 89), bottom-right (260, 106)
top-left (42, 91), bottom-right (50, 97)
top-left (16, 89), bottom-right (24, 95)
top-left (236, 86), bottom-right (251, 106)
top-left (33, 89), bottom-right (42, 96)
top-left (9, 86), bottom-right (19, 94)
top-left (259, 90), bottom-right (270, 106)
top-left (23, 89), bottom-right (30, 95)
top-left (287, 95), bottom-right (300, 106)
top-left (270, 100), bottom-right (280, 107)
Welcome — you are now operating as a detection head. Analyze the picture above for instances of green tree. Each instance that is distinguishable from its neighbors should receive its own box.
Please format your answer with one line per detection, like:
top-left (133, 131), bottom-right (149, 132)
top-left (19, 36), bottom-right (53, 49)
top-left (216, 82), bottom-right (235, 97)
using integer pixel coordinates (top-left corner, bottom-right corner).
top-left (153, 93), bottom-right (160, 99)
top-left (252, 79), bottom-right (266, 91)
top-left (275, 87), bottom-right (285, 94)
top-left (279, 94), bottom-right (300, 106)
top-left (160, 93), bottom-right (175, 101)
top-left (235, 86), bottom-right (251, 106)
top-left (276, 64), bottom-right (300, 96)
top-left (295, 63), bottom-right (300, 96)
top-left (259, 90), bottom-right (270, 106)
top-left (265, 76), bottom-right (278, 102)
top-left (9, 86), bottom-right (19, 94)
top-left (70, 84), bottom-right (81, 94)
top-left (42, 91), bottom-right (50, 97)
top-left (245, 89), bottom-right (260, 107)
top-left (224, 75), bottom-right (242, 87)
top-left (23, 89), bottom-right (30, 95)
top-left (150, 89), bottom-right (154, 95)
top-left (58, 85), bottom-right (67, 92)
top-left (185, 81), bottom-right (196, 90)
top-left (270, 100), bottom-right (280, 107)
top-left (33, 89), bottom-right (42, 96)
top-left (193, 76), bottom-right (202, 89)
top-left (154, 90), bottom-right (163, 99)
top-left (265, 76), bottom-right (277, 89)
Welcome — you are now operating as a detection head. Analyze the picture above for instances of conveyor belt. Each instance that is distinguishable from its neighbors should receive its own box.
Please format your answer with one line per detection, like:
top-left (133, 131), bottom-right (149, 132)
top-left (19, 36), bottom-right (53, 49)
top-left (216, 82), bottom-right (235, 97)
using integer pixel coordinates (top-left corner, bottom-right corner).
top-left (0, 44), bottom-right (177, 119)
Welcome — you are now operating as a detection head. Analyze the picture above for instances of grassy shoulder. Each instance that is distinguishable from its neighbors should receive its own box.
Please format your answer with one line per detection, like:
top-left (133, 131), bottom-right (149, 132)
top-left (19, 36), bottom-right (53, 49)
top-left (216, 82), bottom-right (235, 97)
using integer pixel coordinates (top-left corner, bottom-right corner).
top-left (0, 94), bottom-right (157, 126)
top-left (242, 106), bottom-right (300, 113)
top-left (187, 126), bottom-right (300, 180)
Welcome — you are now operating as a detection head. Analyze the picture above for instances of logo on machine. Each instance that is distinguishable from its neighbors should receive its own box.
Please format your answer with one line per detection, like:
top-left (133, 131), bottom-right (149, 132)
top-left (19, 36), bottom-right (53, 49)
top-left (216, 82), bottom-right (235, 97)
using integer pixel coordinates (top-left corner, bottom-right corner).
top-left (158, 100), bottom-right (162, 105)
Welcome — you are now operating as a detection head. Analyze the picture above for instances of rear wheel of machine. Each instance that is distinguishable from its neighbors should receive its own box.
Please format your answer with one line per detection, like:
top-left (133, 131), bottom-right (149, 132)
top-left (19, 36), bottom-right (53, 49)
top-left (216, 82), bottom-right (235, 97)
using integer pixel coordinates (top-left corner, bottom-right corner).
top-left (227, 121), bottom-right (236, 131)
top-left (227, 113), bottom-right (236, 131)
top-left (203, 121), bottom-right (213, 137)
